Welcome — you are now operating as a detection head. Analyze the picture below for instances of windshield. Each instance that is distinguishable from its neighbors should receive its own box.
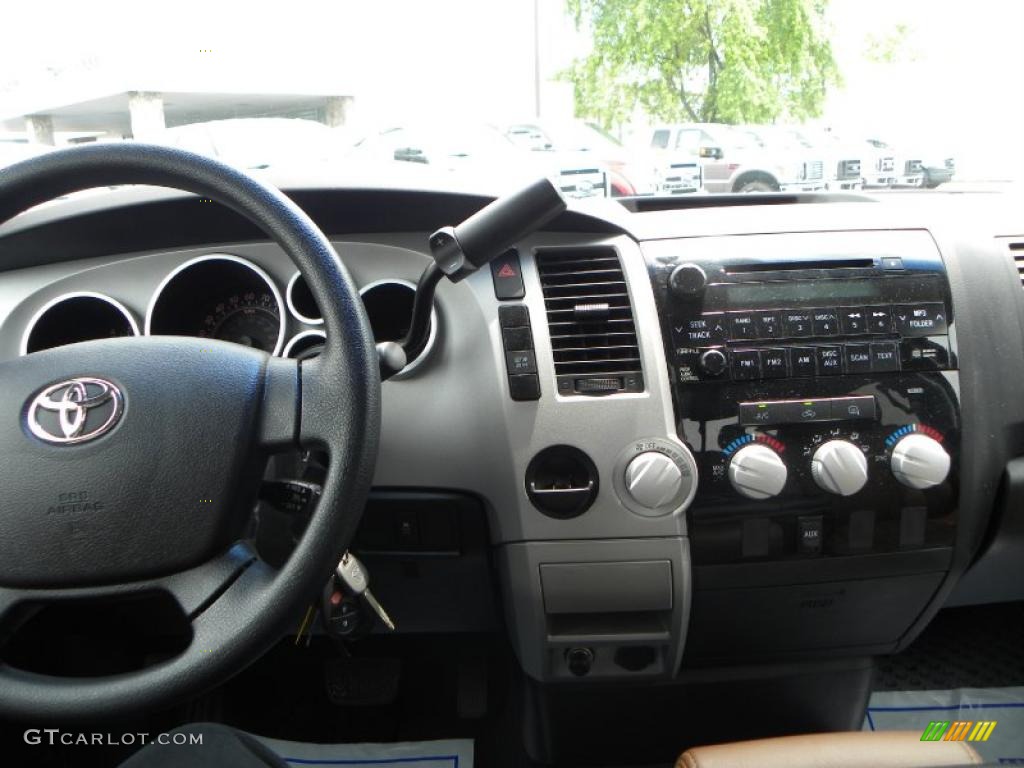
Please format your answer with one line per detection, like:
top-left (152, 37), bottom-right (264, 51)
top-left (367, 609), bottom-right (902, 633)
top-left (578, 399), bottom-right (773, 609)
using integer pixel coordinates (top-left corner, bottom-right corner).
top-left (1, 0), bottom-right (1020, 197)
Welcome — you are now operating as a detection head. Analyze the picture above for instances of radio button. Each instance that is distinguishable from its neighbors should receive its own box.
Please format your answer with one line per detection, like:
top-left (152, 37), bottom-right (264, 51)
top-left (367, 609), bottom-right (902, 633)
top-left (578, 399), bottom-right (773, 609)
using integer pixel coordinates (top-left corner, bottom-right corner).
top-left (676, 314), bottom-right (727, 345)
top-left (782, 310), bottom-right (813, 337)
top-left (789, 347), bottom-right (817, 378)
top-left (893, 303), bottom-right (948, 336)
top-left (729, 312), bottom-right (758, 340)
top-left (731, 349), bottom-right (762, 380)
top-left (866, 306), bottom-right (893, 334)
top-left (840, 307), bottom-right (868, 335)
top-left (870, 342), bottom-right (900, 372)
top-left (761, 348), bottom-right (789, 378)
top-left (816, 345), bottom-right (843, 375)
top-left (900, 338), bottom-right (951, 370)
top-left (844, 344), bottom-right (872, 373)
top-left (812, 309), bottom-right (840, 336)
top-left (754, 310), bottom-right (782, 339)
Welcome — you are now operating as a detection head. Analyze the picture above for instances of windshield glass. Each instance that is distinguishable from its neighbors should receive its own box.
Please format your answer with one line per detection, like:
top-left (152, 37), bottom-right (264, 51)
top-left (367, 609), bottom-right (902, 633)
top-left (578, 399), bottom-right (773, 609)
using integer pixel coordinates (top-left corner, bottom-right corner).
top-left (1, 0), bottom-right (1020, 198)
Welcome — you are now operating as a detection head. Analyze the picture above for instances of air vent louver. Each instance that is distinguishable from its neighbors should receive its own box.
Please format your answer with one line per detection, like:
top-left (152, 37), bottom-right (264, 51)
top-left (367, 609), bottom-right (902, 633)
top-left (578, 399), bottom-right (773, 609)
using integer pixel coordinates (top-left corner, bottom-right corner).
top-left (535, 247), bottom-right (644, 395)
top-left (1006, 239), bottom-right (1024, 287)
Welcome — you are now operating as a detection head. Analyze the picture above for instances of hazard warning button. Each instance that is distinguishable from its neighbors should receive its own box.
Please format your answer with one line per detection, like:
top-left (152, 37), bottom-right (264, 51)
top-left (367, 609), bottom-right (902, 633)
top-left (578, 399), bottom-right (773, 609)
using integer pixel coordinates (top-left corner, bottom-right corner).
top-left (490, 249), bottom-right (526, 300)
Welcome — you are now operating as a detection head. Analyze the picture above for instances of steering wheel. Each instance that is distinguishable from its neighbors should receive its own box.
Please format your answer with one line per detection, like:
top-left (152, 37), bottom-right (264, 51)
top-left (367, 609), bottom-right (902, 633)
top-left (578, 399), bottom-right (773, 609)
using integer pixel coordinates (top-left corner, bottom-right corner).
top-left (0, 144), bottom-right (381, 720)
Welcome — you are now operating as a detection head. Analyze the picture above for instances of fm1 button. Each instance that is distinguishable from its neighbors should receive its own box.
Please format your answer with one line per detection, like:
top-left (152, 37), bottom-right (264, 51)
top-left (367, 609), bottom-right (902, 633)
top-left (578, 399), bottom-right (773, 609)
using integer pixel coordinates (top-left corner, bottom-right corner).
top-left (731, 350), bottom-right (762, 380)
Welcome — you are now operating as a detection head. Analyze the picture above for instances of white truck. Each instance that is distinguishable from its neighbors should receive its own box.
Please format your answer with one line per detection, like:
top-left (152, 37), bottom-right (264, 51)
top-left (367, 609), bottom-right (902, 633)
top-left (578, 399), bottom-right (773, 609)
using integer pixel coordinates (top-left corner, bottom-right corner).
top-left (647, 123), bottom-right (823, 194)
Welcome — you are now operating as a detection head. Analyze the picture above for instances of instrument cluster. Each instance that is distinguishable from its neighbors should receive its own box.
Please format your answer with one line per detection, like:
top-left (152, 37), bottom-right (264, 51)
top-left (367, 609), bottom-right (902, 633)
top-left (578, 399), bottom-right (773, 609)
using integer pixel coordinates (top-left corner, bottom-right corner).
top-left (18, 253), bottom-right (435, 367)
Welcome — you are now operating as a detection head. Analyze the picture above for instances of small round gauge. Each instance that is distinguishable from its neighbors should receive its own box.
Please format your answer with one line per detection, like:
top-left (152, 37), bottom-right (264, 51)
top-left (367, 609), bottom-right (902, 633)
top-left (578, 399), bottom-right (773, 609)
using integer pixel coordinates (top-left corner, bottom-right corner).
top-left (147, 254), bottom-right (285, 355)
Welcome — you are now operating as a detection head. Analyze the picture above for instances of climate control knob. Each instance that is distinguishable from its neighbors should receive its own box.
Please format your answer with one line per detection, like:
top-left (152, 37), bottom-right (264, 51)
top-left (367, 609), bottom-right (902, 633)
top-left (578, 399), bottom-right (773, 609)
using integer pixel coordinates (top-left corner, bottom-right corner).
top-left (811, 440), bottom-right (868, 496)
top-left (728, 443), bottom-right (788, 500)
top-left (891, 433), bottom-right (950, 490)
top-left (624, 452), bottom-right (684, 509)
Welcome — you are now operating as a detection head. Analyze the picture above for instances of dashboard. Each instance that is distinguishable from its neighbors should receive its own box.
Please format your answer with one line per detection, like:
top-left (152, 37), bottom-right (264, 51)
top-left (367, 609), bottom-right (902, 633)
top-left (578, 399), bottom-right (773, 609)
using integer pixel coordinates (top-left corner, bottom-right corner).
top-left (0, 183), bottom-right (1022, 686)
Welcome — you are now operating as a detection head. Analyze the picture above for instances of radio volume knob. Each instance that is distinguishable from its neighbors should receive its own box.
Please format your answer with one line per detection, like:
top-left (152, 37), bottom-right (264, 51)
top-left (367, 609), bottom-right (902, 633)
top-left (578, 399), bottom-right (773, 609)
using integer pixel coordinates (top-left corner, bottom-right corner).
top-left (728, 443), bottom-right (788, 500)
top-left (669, 263), bottom-right (707, 299)
top-left (811, 440), bottom-right (868, 496)
top-left (891, 433), bottom-right (950, 490)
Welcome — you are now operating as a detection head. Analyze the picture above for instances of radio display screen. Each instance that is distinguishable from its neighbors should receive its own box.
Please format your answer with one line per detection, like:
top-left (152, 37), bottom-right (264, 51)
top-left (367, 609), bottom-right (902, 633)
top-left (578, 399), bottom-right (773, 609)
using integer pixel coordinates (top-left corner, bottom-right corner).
top-left (716, 276), bottom-right (943, 310)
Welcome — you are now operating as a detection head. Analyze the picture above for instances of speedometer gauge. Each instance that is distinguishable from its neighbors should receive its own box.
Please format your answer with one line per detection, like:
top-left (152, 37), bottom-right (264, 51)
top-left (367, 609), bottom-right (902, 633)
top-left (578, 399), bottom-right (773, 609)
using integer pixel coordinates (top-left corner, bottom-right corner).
top-left (201, 291), bottom-right (281, 352)
top-left (146, 254), bottom-right (286, 356)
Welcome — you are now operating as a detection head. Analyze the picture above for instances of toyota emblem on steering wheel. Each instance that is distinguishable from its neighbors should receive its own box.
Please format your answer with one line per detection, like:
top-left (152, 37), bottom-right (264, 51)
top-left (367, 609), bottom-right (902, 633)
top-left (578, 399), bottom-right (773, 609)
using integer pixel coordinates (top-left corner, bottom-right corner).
top-left (26, 377), bottom-right (124, 445)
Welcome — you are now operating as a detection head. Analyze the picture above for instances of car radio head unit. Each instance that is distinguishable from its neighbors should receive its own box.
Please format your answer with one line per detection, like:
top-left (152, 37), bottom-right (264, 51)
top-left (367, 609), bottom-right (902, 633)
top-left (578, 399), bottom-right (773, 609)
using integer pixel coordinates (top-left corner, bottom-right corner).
top-left (644, 230), bottom-right (959, 568)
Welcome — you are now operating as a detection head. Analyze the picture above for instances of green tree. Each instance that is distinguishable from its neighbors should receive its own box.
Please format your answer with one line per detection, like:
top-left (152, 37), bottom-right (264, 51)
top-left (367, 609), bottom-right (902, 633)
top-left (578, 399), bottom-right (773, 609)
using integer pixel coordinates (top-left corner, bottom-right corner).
top-left (565, 0), bottom-right (840, 130)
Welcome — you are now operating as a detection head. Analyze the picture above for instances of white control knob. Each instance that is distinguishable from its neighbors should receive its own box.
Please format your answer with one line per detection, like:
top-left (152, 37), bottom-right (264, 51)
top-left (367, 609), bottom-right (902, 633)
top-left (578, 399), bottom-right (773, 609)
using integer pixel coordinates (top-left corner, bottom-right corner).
top-left (728, 443), bottom-right (788, 500)
top-left (811, 440), bottom-right (868, 496)
top-left (624, 452), bottom-right (684, 509)
top-left (891, 433), bottom-right (950, 490)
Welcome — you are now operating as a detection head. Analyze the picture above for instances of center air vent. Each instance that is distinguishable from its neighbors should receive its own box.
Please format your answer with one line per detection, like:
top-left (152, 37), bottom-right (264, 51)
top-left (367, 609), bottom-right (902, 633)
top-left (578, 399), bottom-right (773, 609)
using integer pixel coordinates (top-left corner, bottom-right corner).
top-left (535, 247), bottom-right (644, 396)
top-left (1005, 238), bottom-right (1024, 287)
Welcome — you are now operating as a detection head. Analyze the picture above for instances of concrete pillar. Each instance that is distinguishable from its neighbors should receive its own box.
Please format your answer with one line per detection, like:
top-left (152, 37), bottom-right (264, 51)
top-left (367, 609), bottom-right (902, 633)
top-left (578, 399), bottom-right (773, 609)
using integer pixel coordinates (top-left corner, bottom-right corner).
top-left (324, 96), bottom-right (353, 128)
top-left (128, 91), bottom-right (166, 140)
top-left (25, 115), bottom-right (55, 145)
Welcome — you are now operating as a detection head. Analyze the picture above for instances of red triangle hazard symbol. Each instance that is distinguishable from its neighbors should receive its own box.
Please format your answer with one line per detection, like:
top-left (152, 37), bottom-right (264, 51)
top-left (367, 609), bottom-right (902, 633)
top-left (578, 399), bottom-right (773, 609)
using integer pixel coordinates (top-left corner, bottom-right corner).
top-left (497, 263), bottom-right (517, 278)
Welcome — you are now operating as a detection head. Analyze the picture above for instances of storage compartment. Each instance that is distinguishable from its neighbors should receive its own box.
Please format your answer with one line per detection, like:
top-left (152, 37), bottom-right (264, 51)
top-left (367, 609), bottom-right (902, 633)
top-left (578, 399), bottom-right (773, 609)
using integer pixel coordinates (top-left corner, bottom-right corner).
top-left (686, 571), bottom-right (945, 660)
top-left (540, 560), bottom-right (673, 614)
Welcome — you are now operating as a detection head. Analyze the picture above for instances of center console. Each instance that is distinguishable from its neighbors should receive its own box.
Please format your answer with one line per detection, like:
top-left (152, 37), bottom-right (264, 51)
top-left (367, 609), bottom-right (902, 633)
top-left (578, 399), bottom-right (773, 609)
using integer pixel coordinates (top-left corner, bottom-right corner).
top-left (644, 229), bottom-right (960, 661)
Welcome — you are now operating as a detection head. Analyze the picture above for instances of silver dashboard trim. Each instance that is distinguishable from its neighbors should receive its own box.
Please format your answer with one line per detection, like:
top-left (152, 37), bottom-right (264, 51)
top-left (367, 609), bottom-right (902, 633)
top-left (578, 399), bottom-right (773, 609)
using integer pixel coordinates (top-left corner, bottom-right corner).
top-left (358, 278), bottom-right (438, 379)
top-left (144, 253), bottom-right (286, 357)
top-left (20, 290), bottom-right (140, 356)
top-left (285, 270), bottom-right (324, 326)
top-left (282, 328), bottom-right (327, 358)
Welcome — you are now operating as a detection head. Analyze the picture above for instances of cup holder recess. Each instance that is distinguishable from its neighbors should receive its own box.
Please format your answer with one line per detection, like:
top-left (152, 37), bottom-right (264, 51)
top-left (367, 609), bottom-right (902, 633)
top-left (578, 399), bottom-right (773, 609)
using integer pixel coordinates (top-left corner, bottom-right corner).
top-left (526, 445), bottom-right (599, 519)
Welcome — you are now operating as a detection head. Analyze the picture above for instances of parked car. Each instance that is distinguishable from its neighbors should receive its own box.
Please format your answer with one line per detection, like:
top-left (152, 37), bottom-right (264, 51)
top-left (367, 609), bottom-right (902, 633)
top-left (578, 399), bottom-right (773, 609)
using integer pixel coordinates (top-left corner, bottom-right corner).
top-left (922, 154), bottom-right (956, 188)
top-left (658, 153), bottom-right (704, 195)
top-left (785, 127), bottom-right (864, 191)
top-left (647, 123), bottom-right (819, 193)
top-left (353, 123), bottom-right (611, 199)
top-left (738, 125), bottom-right (828, 192)
top-left (504, 120), bottom-right (665, 196)
top-left (863, 137), bottom-right (924, 188)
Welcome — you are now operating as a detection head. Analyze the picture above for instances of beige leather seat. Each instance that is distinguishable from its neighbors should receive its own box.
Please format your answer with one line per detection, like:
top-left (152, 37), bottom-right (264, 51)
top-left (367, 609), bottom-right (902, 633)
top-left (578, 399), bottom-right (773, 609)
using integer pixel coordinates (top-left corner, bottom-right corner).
top-left (677, 731), bottom-right (983, 768)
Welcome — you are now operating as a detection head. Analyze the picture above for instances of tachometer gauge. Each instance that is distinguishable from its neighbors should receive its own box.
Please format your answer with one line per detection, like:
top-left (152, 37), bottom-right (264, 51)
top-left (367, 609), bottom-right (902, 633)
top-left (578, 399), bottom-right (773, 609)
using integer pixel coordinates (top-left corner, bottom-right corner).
top-left (147, 254), bottom-right (285, 355)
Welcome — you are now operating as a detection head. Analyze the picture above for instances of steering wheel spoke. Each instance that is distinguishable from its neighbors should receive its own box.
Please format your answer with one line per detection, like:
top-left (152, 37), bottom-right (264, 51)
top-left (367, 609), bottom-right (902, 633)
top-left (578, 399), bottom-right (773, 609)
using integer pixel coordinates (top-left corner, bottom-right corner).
top-left (160, 542), bottom-right (262, 619)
